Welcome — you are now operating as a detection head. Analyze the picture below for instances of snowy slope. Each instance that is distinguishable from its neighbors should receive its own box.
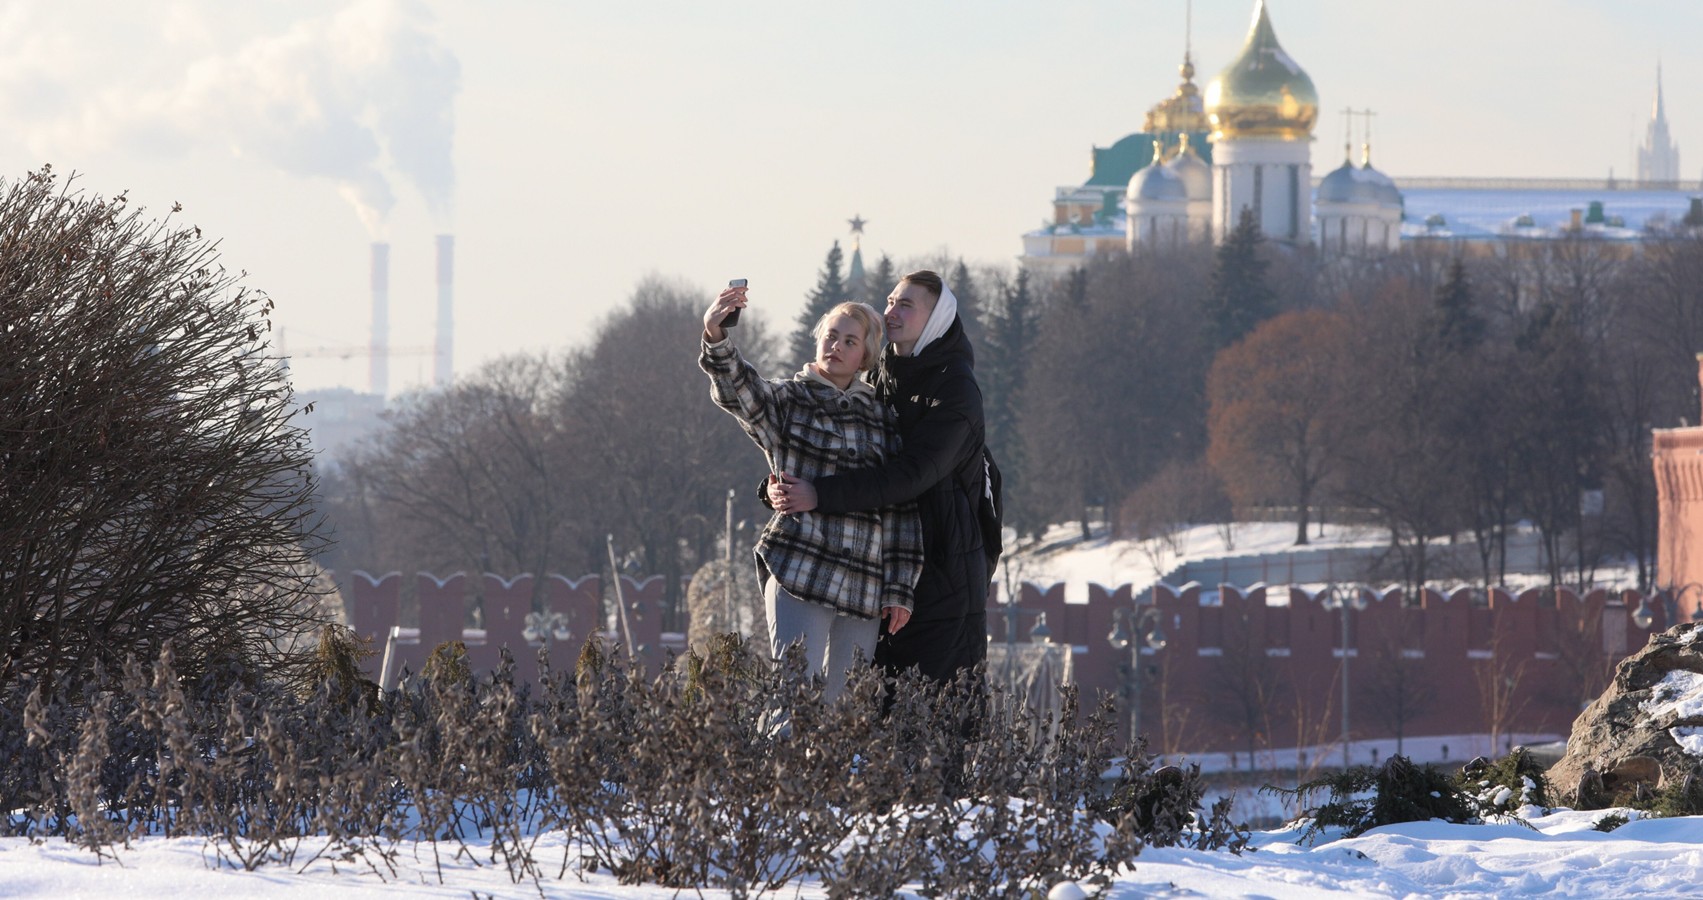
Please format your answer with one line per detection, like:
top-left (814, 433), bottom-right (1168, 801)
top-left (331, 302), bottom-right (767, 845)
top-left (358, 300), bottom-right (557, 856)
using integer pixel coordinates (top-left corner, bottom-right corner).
top-left (1008, 521), bottom-right (1636, 602)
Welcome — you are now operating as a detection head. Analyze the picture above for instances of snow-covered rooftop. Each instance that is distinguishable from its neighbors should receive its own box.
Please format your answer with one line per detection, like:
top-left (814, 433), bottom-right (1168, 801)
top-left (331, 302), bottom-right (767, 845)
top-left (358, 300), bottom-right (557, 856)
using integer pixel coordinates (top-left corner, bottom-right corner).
top-left (1400, 187), bottom-right (1697, 239)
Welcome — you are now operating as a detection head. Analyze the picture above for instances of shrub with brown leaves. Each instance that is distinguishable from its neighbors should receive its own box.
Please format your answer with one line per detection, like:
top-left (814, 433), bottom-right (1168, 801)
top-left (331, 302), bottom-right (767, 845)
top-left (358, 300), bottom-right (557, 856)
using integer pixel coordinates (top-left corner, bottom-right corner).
top-left (1, 631), bottom-right (1249, 896)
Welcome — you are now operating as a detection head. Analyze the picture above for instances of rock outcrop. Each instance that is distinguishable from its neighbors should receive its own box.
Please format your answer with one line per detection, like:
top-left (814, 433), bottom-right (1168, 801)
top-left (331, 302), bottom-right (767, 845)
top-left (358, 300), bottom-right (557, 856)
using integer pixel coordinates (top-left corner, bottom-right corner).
top-left (1549, 621), bottom-right (1703, 807)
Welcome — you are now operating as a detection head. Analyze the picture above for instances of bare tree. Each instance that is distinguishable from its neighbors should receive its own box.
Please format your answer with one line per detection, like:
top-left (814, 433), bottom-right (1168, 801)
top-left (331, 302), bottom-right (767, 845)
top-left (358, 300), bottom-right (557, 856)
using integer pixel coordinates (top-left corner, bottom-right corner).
top-left (1547, 596), bottom-right (1615, 713)
top-left (0, 169), bottom-right (325, 691)
top-left (324, 278), bottom-right (778, 635)
top-left (1203, 609), bottom-right (1286, 772)
top-left (1120, 459), bottom-right (1230, 570)
top-left (1017, 249), bottom-right (1212, 536)
top-left (562, 278), bottom-right (778, 630)
top-left (339, 353), bottom-right (585, 602)
top-left (1206, 309), bottom-right (1354, 545)
top-left (1334, 279), bottom-right (1472, 594)
top-left (1362, 629), bottom-right (1436, 757)
top-left (1153, 655), bottom-right (1198, 759)
top-left (1473, 624), bottom-right (1531, 758)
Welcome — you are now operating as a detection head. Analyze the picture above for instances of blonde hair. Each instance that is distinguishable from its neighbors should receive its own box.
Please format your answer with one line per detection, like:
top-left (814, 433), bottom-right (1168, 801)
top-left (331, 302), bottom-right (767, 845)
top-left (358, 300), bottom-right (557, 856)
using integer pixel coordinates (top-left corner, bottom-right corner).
top-left (812, 301), bottom-right (884, 372)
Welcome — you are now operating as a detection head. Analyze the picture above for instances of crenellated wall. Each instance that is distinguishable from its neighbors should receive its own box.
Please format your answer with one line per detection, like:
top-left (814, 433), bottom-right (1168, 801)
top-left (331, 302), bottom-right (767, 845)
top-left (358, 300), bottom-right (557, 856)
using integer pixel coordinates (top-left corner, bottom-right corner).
top-left (341, 570), bottom-right (1670, 757)
top-left (345, 572), bottom-right (676, 686)
top-left (995, 581), bottom-right (1668, 755)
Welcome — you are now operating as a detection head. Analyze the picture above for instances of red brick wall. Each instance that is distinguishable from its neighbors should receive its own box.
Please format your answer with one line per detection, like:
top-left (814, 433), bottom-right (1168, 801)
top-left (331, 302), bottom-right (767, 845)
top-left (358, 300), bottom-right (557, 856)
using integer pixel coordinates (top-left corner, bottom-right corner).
top-left (344, 569), bottom-right (1666, 756)
top-left (994, 581), bottom-right (1665, 753)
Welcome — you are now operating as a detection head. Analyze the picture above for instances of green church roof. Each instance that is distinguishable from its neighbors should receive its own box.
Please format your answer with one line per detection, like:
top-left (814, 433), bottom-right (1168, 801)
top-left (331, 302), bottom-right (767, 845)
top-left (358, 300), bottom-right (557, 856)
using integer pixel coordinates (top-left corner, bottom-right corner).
top-left (1085, 131), bottom-right (1213, 187)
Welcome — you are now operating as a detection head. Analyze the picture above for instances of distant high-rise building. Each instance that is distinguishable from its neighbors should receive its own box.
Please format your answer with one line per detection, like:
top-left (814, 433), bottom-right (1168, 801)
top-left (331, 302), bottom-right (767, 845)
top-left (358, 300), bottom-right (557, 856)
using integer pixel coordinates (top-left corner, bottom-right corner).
top-left (1638, 64), bottom-right (1681, 184)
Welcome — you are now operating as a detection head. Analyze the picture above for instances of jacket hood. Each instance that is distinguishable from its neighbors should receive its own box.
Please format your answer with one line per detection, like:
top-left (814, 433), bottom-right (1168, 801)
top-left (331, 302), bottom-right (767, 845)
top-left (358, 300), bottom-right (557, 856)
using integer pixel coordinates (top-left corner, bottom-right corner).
top-left (885, 315), bottom-right (973, 378)
top-left (798, 363), bottom-right (879, 401)
top-left (908, 278), bottom-right (959, 357)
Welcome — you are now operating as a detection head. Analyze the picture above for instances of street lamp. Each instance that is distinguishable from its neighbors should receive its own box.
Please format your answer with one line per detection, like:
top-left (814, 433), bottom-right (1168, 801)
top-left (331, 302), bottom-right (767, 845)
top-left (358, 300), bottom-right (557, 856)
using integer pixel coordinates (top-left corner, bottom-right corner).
top-left (724, 488), bottom-right (737, 630)
top-left (1658, 583), bottom-right (1703, 627)
top-left (1632, 595), bottom-right (1656, 631)
top-left (1107, 603), bottom-right (1168, 744)
top-left (997, 586), bottom-right (1051, 706)
top-left (1029, 611), bottom-right (1052, 643)
top-left (1325, 584), bottom-right (1368, 768)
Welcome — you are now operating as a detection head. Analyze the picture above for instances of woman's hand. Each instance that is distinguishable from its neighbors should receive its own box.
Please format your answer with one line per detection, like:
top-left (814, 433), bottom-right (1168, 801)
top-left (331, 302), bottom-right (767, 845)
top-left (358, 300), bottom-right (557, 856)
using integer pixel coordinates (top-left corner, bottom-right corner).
top-left (703, 284), bottom-right (748, 342)
top-left (882, 606), bottom-right (911, 634)
top-left (769, 472), bottom-right (819, 514)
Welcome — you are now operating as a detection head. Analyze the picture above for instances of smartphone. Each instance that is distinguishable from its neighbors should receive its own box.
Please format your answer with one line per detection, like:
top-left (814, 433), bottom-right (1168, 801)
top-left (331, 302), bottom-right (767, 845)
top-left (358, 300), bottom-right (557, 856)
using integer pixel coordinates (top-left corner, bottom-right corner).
top-left (724, 278), bottom-right (748, 327)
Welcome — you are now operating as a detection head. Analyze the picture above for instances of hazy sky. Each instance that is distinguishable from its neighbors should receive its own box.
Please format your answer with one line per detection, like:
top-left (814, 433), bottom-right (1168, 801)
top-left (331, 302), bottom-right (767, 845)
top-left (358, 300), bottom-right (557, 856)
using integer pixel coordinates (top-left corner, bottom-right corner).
top-left (3, 0), bottom-right (1697, 395)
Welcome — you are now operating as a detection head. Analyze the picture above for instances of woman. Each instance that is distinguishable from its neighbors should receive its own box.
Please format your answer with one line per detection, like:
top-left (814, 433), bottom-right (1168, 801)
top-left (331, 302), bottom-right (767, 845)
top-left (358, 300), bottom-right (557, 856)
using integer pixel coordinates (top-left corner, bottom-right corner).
top-left (700, 285), bottom-right (922, 700)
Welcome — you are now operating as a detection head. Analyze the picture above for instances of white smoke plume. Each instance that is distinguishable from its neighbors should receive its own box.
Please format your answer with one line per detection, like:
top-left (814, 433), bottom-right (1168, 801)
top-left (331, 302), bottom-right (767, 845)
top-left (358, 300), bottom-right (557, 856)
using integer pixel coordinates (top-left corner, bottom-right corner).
top-left (14, 0), bottom-right (459, 236)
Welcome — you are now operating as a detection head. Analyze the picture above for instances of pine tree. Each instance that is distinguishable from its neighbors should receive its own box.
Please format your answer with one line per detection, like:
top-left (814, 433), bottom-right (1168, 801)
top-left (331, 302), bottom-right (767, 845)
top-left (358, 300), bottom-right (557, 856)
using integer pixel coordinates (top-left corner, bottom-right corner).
top-left (1203, 207), bottom-right (1275, 352)
top-left (983, 269), bottom-right (1039, 474)
top-left (1433, 258), bottom-right (1484, 352)
top-left (864, 253), bottom-right (896, 307)
top-left (1063, 266), bottom-right (1089, 309)
top-left (950, 260), bottom-right (985, 348)
top-left (792, 241), bottom-right (849, 365)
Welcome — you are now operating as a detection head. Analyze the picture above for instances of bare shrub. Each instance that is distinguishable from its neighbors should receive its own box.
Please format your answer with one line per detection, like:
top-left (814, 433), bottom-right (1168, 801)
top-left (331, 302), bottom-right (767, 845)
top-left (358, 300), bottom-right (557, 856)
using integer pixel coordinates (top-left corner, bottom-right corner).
top-left (0, 168), bottom-right (326, 692)
top-left (1120, 458), bottom-right (1232, 567)
top-left (2, 632), bottom-right (1252, 895)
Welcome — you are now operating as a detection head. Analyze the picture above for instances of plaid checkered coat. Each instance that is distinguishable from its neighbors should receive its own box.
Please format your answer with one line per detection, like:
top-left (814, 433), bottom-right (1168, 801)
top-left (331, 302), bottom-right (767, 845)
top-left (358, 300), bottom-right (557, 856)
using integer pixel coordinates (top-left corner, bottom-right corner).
top-left (701, 337), bottom-right (923, 618)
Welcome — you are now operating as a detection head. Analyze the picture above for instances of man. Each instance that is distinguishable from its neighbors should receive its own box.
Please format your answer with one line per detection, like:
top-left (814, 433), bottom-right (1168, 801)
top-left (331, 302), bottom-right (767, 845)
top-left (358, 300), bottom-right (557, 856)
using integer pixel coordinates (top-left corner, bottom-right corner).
top-left (771, 270), bottom-right (988, 682)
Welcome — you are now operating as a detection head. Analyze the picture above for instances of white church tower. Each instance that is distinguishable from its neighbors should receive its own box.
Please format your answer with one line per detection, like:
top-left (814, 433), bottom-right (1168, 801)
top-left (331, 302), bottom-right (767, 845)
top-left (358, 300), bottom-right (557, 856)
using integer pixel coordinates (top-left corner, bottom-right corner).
top-left (1203, 0), bottom-right (1318, 244)
top-left (1637, 63), bottom-right (1681, 184)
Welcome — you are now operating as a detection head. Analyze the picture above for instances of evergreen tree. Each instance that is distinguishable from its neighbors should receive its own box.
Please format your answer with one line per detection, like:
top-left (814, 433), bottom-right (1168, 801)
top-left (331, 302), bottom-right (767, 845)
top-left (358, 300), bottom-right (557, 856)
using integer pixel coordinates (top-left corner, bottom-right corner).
top-left (950, 260), bottom-right (985, 348)
top-left (1433, 258), bottom-right (1484, 352)
top-left (792, 241), bottom-right (849, 365)
top-left (864, 253), bottom-right (897, 307)
top-left (983, 269), bottom-right (1039, 492)
top-left (1063, 266), bottom-right (1089, 309)
top-left (1203, 208), bottom-right (1276, 352)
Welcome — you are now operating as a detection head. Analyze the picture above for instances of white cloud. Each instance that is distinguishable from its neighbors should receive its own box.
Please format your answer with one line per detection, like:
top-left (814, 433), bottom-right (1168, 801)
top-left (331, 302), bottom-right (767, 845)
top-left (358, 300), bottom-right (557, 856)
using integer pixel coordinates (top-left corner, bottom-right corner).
top-left (3, 0), bottom-right (458, 235)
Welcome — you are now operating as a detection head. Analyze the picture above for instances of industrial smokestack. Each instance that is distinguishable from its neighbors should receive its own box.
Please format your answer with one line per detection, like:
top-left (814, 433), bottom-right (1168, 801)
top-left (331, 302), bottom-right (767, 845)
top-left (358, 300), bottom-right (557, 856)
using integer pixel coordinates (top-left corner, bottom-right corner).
top-left (434, 234), bottom-right (454, 387)
top-left (370, 242), bottom-right (389, 397)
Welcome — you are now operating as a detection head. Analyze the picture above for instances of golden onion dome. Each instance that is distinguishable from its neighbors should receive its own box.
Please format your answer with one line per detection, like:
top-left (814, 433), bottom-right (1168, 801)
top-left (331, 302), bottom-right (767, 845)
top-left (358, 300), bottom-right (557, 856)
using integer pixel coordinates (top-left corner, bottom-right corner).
top-left (1204, 0), bottom-right (1318, 142)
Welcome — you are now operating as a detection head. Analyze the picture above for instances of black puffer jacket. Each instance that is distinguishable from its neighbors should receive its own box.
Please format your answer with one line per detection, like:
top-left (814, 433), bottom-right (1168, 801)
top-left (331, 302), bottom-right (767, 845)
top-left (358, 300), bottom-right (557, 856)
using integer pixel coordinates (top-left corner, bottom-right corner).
top-left (811, 317), bottom-right (988, 681)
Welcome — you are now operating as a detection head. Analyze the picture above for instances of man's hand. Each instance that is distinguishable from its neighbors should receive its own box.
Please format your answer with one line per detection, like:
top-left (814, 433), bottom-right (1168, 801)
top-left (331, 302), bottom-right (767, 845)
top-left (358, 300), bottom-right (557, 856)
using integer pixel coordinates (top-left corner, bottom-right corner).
top-left (882, 605), bottom-right (911, 634)
top-left (769, 472), bottom-right (819, 514)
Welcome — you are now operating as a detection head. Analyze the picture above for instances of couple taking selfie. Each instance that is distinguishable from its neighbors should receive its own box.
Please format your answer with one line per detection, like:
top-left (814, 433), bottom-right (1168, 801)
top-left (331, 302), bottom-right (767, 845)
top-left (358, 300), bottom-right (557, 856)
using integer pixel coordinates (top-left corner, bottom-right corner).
top-left (699, 270), bottom-right (991, 699)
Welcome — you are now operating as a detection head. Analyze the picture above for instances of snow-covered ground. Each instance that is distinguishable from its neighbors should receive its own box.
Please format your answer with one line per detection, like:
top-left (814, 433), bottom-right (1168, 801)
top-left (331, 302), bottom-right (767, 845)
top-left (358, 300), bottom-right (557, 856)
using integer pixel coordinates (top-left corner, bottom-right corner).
top-left (2, 523), bottom-right (1662, 897)
top-left (4, 809), bottom-right (1701, 898)
top-left (1007, 521), bottom-right (1637, 603)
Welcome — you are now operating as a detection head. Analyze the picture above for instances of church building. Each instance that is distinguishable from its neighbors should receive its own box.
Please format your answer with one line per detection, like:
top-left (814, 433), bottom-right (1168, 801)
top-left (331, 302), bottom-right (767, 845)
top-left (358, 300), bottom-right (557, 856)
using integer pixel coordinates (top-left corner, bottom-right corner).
top-left (1022, 1), bottom-right (1697, 274)
top-left (1020, 0), bottom-right (1401, 274)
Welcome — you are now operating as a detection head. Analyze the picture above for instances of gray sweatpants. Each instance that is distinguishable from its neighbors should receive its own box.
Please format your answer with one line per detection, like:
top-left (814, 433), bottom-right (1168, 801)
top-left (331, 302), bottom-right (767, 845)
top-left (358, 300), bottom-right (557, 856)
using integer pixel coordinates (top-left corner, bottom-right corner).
top-left (763, 578), bottom-right (878, 703)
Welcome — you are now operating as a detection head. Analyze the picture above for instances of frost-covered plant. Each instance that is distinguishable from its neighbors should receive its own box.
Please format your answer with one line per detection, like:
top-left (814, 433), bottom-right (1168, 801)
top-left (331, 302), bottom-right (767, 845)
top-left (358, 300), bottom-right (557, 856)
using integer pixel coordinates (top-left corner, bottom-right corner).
top-left (1090, 747), bottom-right (1249, 853)
top-left (1266, 754), bottom-right (1474, 844)
top-left (1592, 811), bottom-right (1629, 832)
top-left (1459, 749), bottom-right (1551, 818)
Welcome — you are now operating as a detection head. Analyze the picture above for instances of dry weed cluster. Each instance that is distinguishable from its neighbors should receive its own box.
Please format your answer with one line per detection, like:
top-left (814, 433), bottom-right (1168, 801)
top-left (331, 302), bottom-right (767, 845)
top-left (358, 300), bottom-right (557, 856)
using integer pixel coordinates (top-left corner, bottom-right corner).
top-left (0, 629), bottom-right (1246, 897)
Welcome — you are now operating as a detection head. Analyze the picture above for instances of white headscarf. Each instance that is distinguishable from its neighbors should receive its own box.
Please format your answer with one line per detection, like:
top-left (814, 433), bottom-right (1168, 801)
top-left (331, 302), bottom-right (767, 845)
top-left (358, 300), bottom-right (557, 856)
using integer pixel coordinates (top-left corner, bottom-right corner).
top-left (907, 278), bottom-right (958, 357)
